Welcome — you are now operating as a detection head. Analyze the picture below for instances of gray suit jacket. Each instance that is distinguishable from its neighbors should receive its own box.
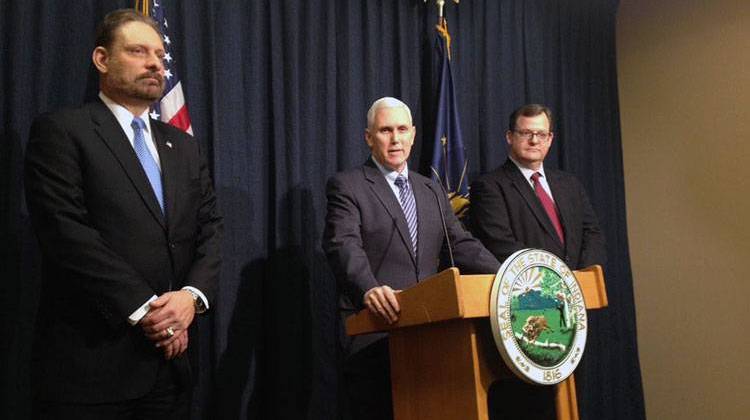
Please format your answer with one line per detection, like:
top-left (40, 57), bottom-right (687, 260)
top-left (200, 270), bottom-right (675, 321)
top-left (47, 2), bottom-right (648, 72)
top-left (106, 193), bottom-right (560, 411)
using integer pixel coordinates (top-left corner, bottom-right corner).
top-left (323, 159), bottom-right (499, 354)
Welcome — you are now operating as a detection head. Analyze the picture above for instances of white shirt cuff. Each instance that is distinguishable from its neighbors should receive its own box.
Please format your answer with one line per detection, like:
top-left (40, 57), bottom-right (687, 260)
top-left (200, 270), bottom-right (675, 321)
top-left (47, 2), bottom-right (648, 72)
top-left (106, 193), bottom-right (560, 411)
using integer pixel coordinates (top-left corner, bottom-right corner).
top-left (182, 286), bottom-right (210, 311)
top-left (127, 295), bottom-right (158, 325)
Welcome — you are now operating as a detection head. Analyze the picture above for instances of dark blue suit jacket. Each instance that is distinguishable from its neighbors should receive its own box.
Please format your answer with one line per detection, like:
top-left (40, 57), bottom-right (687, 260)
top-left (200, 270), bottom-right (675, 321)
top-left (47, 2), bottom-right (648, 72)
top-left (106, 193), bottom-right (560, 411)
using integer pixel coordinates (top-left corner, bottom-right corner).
top-left (24, 99), bottom-right (223, 403)
top-left (469, 159), bottom-right (605, 270)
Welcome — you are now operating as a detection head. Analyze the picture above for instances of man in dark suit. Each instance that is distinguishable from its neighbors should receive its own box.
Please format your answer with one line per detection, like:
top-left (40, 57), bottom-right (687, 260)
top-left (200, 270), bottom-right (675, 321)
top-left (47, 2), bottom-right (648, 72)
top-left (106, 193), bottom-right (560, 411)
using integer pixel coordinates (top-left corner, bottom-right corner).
top-left (468, 104), bottom-right (605, 420)
top-left (24, 9), bottom-right (222, 419)
top-left (323, 97), bottom-right (500, 420)
top-left (469, 103), bottom-right (606, 270)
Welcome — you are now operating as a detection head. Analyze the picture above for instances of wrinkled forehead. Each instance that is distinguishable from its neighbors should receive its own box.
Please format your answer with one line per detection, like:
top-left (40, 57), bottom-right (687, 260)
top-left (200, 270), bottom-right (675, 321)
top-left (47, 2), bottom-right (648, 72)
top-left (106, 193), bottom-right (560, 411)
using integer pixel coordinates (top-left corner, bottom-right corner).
top-left (113, 21), bottom-right (164, 49)
top-left (372, 106), bottom-right (413, 126)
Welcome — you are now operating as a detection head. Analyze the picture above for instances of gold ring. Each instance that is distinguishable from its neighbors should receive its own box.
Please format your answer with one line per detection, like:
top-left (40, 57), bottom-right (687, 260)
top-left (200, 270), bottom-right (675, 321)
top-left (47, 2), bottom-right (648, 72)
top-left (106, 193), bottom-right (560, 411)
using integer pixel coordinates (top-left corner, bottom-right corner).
top-left (166, 327), bottom-right (175, 337)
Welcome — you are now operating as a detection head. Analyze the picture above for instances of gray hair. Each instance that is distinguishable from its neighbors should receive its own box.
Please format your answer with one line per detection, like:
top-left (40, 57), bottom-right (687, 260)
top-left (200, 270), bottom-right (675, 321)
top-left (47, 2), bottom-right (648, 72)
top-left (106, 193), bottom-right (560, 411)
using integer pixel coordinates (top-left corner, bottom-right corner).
top-left (366, 97), bottom-right (413, 129)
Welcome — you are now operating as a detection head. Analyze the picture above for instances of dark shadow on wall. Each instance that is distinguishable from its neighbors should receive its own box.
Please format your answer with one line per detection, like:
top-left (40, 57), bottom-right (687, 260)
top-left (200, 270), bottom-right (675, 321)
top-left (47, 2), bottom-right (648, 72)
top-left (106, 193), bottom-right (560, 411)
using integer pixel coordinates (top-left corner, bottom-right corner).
top-left (260, 186), bottom-right (340, 420)
top-left (0, 127), bottom-right (43, 420)
top-left (212, 185), bottom-right (341, 420)
top-left (213, 258), bottom-right (265, 420)
top-left (260, 248), bottom-right (314, 419)
top-left (210, 181), bottom-right (265, 420)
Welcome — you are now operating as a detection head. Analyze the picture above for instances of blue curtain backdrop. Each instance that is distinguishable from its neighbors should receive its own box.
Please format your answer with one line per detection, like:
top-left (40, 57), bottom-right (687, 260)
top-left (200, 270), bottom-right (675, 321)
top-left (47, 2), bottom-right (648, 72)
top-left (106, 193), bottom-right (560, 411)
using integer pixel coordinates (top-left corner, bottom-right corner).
top-left (0, 0), bottom-right (644, 419)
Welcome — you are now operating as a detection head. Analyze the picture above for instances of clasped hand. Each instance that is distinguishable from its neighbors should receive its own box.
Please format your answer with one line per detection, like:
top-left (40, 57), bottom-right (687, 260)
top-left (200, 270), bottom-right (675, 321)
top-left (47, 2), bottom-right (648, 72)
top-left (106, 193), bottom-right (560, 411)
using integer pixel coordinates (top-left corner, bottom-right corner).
top-left (140, 290), bottom-right (196, 359)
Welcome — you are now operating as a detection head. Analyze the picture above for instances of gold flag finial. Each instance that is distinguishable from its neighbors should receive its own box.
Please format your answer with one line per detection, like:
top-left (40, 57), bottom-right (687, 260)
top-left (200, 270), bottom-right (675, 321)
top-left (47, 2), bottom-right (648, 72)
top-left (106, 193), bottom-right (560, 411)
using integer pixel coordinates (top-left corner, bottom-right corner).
top-left (424, 0), bottom-right (460, 21)
top-left (134, 0), bottom-right (150, 16)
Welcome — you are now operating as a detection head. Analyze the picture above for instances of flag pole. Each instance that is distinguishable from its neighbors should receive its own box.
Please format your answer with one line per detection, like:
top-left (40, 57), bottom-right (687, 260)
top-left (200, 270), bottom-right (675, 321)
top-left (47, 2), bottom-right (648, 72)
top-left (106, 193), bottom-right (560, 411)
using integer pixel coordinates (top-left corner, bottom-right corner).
top-left (134, 0), bottom-right (150, 16)
top-left (429, 0), bottom-right (469, 217)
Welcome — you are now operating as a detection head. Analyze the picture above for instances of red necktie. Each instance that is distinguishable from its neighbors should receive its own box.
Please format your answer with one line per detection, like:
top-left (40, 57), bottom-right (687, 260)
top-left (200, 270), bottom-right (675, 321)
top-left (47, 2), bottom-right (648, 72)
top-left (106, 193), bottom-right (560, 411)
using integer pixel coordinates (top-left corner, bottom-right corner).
top-left (531, 172), bottom-right (565, 244)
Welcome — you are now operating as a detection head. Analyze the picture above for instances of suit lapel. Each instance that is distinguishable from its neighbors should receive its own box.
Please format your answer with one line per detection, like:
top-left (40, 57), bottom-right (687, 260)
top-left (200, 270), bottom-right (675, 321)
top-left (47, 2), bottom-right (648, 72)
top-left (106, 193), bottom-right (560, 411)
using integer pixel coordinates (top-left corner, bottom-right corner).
top-left (362, 160), bottom-right (417, 266)
top-left (89, 101), bottom-right (166, 230)
top-left (546, 170), bottom-right (571, 251)
top-left (411, 175), bottom-right (433, 271)
top-left (152, 122), bottom-right (177, 224)
top-left (503, 160), bottom-right (561, 246)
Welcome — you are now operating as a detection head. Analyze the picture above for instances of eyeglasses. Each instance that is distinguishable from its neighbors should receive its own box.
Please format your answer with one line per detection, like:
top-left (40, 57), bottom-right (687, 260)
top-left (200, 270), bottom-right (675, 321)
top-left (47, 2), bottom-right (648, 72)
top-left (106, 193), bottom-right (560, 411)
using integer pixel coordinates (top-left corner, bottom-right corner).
top-left (513, 130), bottom-right (551, 142)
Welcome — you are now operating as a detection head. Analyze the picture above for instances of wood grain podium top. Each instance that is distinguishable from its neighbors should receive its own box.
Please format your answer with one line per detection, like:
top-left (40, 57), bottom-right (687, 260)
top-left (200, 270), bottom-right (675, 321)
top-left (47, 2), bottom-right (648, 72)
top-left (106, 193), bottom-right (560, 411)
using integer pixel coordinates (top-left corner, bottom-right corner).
top-left (346, 265), bottom-right (607, 336)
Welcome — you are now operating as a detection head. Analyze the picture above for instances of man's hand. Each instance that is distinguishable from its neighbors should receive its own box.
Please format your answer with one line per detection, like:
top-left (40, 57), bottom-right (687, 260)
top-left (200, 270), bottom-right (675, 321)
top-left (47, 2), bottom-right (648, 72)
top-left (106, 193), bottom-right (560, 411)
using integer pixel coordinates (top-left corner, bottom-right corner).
top-left (140, 290), bottom-right (195, 347)
top-left (364, 285), bottom-right (401, 324)
top-left (161, 328), bottom-right (189, 360)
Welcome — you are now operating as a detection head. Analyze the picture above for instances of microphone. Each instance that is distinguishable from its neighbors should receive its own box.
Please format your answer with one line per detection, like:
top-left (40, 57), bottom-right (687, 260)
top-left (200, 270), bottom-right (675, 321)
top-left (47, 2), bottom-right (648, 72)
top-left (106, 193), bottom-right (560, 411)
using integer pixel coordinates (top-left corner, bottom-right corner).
top-left (428, 181), bottom-right (455, 268)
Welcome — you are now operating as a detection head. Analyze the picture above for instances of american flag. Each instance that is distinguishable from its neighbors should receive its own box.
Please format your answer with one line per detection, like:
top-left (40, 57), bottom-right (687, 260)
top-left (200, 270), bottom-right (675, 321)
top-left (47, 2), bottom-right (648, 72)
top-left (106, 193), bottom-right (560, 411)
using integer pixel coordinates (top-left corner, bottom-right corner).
top-left (145, 0), bottom-right (193, 135)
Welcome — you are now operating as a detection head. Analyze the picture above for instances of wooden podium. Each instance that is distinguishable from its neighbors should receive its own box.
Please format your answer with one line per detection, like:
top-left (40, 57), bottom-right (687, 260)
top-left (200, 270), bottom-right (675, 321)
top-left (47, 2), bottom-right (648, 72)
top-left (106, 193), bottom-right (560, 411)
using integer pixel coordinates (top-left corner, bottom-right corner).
top-left (346, 265), bottom-right (607, 420)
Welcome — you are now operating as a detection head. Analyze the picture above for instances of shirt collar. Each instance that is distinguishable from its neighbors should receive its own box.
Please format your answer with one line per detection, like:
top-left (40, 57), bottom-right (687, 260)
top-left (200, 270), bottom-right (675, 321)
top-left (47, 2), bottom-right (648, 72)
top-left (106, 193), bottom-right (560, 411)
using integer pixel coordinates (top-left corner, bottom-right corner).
top-left (371, 156), bottom-right (409, 183)
top-left (509, 155), bottom-right (546, 182)
top-left (99, 92), bottom-right (152, 136)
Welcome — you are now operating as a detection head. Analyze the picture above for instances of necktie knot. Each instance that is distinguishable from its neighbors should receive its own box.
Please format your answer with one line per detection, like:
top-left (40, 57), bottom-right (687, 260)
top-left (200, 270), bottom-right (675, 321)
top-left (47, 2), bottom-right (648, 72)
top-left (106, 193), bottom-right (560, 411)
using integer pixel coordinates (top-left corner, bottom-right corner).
top-left (394, 175), bottom-right (407, 190)
top-left (531, 172), bottom-right (542, 183)
top-left (131, 116), bottom-right (146, 131)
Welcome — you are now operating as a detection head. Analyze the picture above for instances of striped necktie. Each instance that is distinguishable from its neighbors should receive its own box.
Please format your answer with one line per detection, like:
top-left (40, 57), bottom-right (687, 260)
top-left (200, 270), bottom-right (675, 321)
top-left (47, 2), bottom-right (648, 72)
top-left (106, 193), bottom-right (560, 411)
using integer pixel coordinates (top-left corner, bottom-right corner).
top-left (394, 175), bottom-right (418, 256)
top-left (131, 117), bottom-right (164, 213)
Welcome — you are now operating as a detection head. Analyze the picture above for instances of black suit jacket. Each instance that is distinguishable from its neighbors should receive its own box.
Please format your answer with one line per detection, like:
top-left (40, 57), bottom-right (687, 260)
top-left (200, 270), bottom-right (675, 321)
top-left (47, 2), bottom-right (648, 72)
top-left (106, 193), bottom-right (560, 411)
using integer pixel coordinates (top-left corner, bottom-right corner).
top-left (323, 159), bottom-right (500, 354)
top-left (24, 100), bottom-right (222, 403)
top-left (468, 159), bottom-right (605, 270)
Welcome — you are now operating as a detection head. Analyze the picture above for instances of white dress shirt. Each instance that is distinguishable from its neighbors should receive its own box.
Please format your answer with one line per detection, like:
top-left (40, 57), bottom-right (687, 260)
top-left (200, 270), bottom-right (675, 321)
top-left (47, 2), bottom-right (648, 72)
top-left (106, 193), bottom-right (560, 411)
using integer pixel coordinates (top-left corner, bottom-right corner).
top-left (371, 156), bottom-right (410, 201)
top-left (98, 93), bottom-right (210, 324)
top-left (509, 156), bottom-right (556, 202)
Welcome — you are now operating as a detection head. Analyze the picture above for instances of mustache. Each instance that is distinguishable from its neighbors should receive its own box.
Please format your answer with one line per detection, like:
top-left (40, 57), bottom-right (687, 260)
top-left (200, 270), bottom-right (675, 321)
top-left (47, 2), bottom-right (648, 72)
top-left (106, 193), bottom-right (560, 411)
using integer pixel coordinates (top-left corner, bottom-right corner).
top-left (138, 73), bottom-right (164, 83)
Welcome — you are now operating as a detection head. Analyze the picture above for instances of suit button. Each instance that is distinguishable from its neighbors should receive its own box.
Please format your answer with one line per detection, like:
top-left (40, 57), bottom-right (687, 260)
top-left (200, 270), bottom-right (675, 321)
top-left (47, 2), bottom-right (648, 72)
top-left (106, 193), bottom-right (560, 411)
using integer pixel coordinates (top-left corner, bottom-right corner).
top-left (169, 242), bottom-right (176, 249)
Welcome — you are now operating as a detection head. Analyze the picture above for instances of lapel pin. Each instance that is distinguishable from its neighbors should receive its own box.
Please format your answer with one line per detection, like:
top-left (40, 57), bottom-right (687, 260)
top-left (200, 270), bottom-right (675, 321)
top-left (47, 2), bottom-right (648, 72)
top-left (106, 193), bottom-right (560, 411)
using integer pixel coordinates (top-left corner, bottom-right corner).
top-left (165, 141), bottom-right (173, 149)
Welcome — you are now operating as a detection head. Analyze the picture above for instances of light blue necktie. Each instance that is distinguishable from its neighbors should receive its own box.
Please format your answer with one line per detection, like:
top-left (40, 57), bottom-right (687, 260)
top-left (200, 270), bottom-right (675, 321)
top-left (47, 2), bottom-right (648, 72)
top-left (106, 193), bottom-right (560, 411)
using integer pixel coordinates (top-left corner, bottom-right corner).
top-left (394, 175), bottom-right (418, 256)
top-left (131, 117), bottom-right (164, 213)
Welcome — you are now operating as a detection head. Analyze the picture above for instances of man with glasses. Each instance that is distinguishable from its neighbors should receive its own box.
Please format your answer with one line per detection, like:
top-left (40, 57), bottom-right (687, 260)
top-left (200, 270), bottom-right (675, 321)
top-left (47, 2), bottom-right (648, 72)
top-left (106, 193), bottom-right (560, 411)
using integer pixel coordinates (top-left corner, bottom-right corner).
top-left (468, 104), bottom-right (606, 419)
top-left (469, 103), bottom-right (605, 273)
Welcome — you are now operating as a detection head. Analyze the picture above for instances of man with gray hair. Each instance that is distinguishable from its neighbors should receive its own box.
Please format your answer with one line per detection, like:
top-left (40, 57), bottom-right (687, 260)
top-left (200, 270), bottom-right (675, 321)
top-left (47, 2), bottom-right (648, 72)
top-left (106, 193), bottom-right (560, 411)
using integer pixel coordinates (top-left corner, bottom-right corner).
top-left (323, 97), bottom-right (499, 419)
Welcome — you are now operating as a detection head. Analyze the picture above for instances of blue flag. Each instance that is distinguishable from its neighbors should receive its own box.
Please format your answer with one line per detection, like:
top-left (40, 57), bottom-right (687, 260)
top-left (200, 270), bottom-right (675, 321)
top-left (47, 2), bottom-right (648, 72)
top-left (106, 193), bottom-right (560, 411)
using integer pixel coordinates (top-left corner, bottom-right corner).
top-left (430, 19), bottom-right (469, 216)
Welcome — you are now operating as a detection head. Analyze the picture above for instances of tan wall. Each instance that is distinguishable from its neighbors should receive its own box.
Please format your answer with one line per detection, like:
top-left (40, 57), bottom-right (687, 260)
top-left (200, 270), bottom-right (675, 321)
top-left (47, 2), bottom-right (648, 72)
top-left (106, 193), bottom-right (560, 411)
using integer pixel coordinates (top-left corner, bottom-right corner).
top-left (617, 0), bottom-right (750, 418)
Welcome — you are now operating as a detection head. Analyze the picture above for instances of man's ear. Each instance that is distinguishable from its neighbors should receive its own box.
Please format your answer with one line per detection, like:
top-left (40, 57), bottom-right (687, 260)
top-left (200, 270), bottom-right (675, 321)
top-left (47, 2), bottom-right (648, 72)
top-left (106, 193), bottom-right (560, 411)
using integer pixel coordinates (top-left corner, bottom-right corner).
top-left (364, 130), bottom-right (373, 147)
top-left (92, 46), bottom-right (109, 74)
top-left (505, 130), bottom-right (513, 145)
